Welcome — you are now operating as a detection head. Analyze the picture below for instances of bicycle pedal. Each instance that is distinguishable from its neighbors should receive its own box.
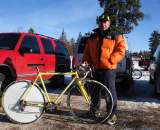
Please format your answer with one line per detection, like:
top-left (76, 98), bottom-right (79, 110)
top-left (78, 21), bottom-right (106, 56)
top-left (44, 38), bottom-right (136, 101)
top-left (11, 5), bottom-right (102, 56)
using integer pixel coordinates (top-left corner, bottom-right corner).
top-left (46, 104), bottom-right (57, 111)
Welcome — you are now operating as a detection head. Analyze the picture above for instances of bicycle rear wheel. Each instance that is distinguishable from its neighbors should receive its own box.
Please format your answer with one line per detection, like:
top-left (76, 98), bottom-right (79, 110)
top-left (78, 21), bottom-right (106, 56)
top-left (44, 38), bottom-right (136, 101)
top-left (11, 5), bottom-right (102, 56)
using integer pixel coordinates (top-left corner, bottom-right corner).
top-left (2, 80), bottom-right (45, 124)
top-left (132, 69), bottom-right (142, 79)
top-left (67, 80), bottom-right (113, 123)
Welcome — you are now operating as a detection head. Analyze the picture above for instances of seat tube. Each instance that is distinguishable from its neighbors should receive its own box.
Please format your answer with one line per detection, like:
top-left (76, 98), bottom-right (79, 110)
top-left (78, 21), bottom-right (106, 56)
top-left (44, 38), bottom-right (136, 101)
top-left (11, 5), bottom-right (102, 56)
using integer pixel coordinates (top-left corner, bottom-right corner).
top-left (39, 73), bottom-right (51, 102)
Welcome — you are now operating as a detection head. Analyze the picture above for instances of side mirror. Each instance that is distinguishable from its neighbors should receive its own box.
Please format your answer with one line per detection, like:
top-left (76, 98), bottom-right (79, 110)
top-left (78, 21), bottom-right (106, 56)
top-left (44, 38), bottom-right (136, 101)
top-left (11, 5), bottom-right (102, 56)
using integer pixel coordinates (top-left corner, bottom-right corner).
top-left (150, 56), bottom-right (155, 61)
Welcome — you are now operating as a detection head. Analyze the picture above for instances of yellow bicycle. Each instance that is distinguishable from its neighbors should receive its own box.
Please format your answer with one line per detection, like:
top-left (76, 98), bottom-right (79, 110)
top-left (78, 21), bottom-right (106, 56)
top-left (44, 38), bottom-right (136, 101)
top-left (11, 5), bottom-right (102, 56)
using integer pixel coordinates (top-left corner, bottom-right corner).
top-left (2, 63), bottom-right (113, 124)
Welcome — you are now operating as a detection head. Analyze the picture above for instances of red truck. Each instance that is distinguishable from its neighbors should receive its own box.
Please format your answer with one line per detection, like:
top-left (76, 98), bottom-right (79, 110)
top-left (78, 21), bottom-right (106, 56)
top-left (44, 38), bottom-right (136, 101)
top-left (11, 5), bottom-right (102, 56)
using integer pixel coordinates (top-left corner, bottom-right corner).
top-left (0, 32), bottom-right (70, 92)
top-left (138, 56), bottom-right (150, 70)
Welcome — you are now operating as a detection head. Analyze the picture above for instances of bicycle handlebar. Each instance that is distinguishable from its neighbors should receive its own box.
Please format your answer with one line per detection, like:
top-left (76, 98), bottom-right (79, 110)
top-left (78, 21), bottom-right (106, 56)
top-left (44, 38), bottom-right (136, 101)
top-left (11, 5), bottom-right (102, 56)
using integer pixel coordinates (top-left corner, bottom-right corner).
top-left (73, 62), bottom-right (94, 80)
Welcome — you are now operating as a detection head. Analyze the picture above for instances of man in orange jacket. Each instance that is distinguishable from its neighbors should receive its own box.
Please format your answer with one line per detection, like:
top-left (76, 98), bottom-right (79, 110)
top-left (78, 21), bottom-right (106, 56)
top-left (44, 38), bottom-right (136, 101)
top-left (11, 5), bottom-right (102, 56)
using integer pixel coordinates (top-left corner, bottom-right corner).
top-left (83, 13), bottom-right (126, 125)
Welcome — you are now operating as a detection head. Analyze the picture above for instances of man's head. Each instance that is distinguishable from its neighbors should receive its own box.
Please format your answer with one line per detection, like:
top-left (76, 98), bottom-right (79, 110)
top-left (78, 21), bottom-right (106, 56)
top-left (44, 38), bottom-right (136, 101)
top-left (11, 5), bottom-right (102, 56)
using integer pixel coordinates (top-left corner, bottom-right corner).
top-left (98, 13), bottom-right (111, 31)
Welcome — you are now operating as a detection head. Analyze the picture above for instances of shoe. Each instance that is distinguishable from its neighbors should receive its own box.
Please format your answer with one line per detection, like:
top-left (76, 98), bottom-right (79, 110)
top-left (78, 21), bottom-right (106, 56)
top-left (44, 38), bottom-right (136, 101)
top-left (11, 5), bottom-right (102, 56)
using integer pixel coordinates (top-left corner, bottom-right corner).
top-left (85, 109), bottom-right (101, 118)
top-left (107, 115), bottom-right (117, 125)
top-left (94, 110), bottom-right (102, 117)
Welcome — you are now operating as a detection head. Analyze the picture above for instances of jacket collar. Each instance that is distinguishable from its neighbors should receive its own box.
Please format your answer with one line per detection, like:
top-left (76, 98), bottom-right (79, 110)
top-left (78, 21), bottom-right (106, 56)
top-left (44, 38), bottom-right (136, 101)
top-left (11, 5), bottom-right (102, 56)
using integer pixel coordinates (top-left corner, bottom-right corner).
top-left (92, 28), bottom-right (116, 40)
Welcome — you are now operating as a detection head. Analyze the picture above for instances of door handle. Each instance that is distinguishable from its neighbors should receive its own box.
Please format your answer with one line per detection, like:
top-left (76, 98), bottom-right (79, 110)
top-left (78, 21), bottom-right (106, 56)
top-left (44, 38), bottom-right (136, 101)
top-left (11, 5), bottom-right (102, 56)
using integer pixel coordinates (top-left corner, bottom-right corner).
top-left (40, 58), bottom-right (44, 61)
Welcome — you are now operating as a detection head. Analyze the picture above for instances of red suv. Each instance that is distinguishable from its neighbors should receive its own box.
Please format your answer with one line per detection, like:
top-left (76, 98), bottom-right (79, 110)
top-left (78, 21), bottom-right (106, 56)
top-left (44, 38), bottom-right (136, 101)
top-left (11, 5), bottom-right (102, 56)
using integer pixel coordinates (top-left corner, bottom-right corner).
top-left (0, 32), bottom-right (70, 91)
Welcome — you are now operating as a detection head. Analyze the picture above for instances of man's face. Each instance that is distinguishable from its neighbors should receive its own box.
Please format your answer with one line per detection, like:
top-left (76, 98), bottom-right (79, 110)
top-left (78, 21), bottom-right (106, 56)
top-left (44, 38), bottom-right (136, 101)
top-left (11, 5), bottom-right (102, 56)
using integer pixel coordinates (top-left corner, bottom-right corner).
top-left (99, 20), bottom-right (110, 31)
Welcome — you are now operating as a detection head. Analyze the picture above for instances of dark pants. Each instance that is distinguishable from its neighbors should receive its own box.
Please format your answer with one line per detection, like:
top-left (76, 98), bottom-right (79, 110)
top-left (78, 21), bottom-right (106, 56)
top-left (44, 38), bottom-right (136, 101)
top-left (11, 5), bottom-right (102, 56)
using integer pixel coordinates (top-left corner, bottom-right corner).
top-left (91, 69), bottom-right (117, 117)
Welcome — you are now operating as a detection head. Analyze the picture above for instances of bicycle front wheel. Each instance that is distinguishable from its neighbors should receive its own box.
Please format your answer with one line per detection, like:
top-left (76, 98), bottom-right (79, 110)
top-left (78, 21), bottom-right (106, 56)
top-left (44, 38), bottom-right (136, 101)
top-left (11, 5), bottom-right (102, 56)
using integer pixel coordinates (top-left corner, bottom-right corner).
top-left (67, 80), bottom-right (113, 123)
top-left (2, 80), bottom-right (45, 124)
top-left (132, 69), bottom-right (142, 79)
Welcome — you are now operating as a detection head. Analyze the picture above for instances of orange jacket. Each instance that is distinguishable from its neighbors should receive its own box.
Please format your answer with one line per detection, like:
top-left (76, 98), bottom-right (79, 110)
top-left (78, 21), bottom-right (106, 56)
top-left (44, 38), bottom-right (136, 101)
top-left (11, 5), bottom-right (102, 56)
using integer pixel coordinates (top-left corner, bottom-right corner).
top-left (83, 33), bottom-right (126, 69)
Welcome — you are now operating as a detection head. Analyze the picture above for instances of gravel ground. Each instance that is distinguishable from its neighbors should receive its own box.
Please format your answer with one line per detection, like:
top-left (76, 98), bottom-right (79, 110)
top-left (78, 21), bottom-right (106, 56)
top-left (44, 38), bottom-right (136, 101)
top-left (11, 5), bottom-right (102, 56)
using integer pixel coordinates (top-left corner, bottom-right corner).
top-left (0, 91), bottom-right (160, 130)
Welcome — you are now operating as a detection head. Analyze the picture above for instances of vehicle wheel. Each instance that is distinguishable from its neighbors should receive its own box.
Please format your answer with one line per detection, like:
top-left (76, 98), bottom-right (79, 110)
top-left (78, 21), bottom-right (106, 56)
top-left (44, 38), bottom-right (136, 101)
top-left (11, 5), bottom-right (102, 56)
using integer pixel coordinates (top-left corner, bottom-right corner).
top-left (0, 73), bottom-right (5, 93)
top-left (67, 80), bottom-right (113, 123)
top-left (149, 75), bottom-right (154, 84)
top-left (132, 69), bottom-right (142, 79)
top-left (50, 75), bottom-right (64, 87)
top-left (155, 76), bottom-right (160, 96)
top-left (116, 74), bottom-right (134, 97)
top-left (2, 80), bottom-right (45, 124)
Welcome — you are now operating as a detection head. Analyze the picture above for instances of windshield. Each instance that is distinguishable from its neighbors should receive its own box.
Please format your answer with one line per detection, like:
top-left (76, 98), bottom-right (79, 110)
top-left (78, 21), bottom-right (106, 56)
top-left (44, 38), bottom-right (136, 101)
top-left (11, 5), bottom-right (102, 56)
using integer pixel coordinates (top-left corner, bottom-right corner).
top-left (0, 33), bottom-right (20, 50)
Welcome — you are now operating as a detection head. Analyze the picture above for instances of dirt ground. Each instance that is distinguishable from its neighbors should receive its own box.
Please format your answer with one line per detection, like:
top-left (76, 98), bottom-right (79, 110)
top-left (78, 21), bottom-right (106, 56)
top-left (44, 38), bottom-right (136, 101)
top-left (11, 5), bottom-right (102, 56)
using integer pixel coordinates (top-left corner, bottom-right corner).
top-left (0, 97), bottom-right (160, 130)
top-left (0, 107), bottom-right (160, 130)
top-left (1, 72), bottom-right (160, 130)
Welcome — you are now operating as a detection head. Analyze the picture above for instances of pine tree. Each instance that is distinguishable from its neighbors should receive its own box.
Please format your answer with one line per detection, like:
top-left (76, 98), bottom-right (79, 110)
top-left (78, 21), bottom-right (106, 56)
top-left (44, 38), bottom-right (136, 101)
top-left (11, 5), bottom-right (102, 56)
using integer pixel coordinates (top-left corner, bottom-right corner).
top-left (70, 38), bottom-right (76, 45)
top-left (28, 27), bottom-right (35, 33)
top-left (98, 0), bottom-right (144, 34)
top-left (77, 32), bottom-right (83, 44)
top-left (149, 30), bottom-right (160, 55)
top-left (59, 28), bottom-right (68, 42)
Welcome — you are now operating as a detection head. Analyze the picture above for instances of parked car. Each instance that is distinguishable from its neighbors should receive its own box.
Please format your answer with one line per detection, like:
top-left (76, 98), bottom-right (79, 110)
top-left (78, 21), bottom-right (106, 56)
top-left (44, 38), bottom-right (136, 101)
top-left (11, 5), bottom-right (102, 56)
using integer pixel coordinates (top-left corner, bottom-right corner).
top-left (149, 44), bottom-right (160, 95)
top-left (0, 32), bottom-right (70, 92)
top-left (115, 51), bottom-right (134, 96)
top-left (148, 60), bottom-right (156, 83)
top-left (51, 39), bottom-right (71, 86)
top-left (73, 35), bottom-right (133, 96)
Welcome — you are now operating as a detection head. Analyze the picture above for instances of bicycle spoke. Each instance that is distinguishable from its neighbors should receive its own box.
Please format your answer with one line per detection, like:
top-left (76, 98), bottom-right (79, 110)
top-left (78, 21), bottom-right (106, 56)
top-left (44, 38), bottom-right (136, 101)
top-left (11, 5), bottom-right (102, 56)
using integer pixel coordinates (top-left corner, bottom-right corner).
top-left (67, 80), bottom-right (113, 123)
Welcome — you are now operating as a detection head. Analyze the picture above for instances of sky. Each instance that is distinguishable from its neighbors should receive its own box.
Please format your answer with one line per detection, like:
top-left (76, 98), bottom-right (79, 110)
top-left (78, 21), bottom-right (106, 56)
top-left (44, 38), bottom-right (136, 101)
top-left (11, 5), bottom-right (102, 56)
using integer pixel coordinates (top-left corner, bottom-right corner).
top-left (0, 0), bottom-right (159, 52)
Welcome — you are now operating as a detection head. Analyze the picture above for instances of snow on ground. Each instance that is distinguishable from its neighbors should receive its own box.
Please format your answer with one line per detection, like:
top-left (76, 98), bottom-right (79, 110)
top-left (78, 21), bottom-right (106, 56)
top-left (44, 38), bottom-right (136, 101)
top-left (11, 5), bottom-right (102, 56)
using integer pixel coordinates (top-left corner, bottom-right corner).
top-left (118, 65), bottom-right (160, 110)
top-left (48, 60), bottom-right (160, 112)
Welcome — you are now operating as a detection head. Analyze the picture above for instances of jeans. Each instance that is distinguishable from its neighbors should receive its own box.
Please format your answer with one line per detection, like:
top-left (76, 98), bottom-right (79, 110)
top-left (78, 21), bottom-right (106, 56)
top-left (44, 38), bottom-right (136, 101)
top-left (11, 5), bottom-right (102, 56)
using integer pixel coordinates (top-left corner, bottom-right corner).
top-left (91, 69), bottom-right (117, 117)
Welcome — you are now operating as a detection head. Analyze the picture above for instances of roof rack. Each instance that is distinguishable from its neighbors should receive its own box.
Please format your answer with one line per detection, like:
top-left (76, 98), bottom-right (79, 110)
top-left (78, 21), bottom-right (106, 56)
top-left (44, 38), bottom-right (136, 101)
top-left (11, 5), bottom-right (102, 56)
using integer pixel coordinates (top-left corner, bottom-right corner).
top-left (34, 33), bottom-right (55, 40)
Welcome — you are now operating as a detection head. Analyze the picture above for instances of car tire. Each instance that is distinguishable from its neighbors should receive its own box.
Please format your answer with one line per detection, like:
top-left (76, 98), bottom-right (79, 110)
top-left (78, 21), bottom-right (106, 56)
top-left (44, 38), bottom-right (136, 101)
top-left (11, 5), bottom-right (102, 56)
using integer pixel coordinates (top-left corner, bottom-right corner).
top-left (149, 75), bottom-right (154, 84)
top-left (155, 75), bottom-right (160, 96)
top-left (0, 73), bottom-right (6, 95)
top-left (116, 73), bottom-right (134, 97)
top-left (50, 75), bottom-right (64, 88)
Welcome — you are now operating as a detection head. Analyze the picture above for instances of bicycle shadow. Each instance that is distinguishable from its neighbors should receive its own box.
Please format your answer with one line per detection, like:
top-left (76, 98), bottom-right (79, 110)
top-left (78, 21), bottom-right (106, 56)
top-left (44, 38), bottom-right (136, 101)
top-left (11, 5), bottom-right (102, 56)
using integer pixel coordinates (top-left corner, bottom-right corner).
top-left (43, 109), bottom-right (76, 123)
top-left (0, 113), bottom-right (10, 123)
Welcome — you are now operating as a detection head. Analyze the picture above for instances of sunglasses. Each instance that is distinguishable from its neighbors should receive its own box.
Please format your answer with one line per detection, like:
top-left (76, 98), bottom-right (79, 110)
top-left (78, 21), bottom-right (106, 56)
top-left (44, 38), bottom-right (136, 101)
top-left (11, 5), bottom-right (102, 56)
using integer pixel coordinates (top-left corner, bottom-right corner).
top-left (99, 15), bottom-right (110, 22)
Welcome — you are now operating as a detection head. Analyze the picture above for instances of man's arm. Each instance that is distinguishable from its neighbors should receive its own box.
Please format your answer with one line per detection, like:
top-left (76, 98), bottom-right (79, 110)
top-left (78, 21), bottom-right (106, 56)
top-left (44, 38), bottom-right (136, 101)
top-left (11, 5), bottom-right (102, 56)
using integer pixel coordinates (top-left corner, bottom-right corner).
top-left (109, 35), bottom-right (126, 64)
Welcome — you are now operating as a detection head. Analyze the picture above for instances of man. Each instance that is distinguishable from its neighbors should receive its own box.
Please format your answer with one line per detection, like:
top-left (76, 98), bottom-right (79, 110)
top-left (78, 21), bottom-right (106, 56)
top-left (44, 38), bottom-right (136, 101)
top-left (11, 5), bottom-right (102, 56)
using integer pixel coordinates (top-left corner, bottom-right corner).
top-left (82, 13), bottom-right (126, 125)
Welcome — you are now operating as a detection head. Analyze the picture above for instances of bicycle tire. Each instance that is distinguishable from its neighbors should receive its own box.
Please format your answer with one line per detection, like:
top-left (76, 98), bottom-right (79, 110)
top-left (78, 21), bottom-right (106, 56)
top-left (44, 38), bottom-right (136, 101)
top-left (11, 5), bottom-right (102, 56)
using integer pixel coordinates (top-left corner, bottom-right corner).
top-left (132, 69), bottom-right (142, 79)
top-left (67, 79), bottom-right (113, 123)
top-left (2, 80), bottom-right (45, 124)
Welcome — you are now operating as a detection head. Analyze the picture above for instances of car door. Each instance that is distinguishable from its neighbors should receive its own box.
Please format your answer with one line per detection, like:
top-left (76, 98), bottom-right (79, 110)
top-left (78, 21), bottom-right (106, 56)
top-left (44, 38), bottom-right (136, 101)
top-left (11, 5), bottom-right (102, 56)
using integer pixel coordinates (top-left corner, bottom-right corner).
top-left (40, 38), bottom-right (56, 72)
top-left (55, 40), bottom-right (70, 72)
top-left (16, 35), bottom-right (45, 80)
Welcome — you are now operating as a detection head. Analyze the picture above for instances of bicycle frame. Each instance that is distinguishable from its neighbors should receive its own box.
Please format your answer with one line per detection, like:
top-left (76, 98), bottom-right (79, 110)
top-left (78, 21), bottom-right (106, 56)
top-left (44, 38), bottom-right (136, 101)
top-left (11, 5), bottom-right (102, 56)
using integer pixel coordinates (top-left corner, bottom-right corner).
top-left (20, 67), bottom-right (90, 108)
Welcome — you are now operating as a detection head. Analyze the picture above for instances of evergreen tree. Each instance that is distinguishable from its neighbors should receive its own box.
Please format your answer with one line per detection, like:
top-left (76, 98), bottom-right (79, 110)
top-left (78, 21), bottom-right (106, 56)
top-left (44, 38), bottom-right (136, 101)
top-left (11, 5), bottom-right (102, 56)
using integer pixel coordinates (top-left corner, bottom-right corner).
top-left (77, 32), bottom-right (83, 44)
top-left (59, 28), bottom-right (68, 42)
top-left (70, 38), bottom-right (76, 45)
top-left (28, 27), bottom-right (35, 33)
top-left (98, 0), bottom-right (144, 34)
top-left (149, 30), bottom-right (160, 55)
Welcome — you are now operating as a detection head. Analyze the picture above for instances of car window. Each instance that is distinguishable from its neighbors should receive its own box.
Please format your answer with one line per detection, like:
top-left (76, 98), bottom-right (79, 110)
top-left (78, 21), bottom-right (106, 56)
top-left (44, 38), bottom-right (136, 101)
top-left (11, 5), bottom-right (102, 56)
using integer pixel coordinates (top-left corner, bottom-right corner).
top-left (55, 40), bottom-right (69, 57)
top-left (19, 36), bottom-right (40, 53)
top-left (0, 33), bottom-right (20, 50)
top-left (40, 38), bottom-right (55, 54)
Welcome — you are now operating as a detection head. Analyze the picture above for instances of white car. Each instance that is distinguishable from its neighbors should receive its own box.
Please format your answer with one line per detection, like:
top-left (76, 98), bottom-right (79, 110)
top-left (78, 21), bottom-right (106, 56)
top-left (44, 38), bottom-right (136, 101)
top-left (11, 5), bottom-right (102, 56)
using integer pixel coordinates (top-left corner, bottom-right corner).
top-left (149, 44), bottom-right (160, 95)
